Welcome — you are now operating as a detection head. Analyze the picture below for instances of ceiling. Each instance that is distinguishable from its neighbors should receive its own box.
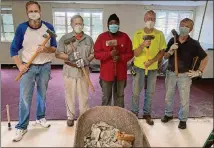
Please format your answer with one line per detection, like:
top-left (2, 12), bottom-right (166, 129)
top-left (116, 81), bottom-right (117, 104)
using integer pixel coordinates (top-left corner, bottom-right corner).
top-left (36, 0), bottom-right (208, 6)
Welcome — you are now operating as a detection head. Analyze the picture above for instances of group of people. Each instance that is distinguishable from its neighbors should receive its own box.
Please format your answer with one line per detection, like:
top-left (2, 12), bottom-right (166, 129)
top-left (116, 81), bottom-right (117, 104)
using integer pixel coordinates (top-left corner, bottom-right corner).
top-left (10, 0), bottom-right (208, 142)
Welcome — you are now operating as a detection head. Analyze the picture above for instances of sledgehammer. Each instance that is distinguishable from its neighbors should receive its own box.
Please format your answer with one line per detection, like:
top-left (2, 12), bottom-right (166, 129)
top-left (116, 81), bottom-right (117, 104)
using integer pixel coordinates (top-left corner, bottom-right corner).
top-left (143, 35), bottom-right (155, 89)
top-left (6, 104), bottom-right (11, 131)
top-left (64, 38), bottom-right (95, 92)
top-left (171, 29), bottom-right (178, 76)
top-left (15, 29), bottom-right (57, 81)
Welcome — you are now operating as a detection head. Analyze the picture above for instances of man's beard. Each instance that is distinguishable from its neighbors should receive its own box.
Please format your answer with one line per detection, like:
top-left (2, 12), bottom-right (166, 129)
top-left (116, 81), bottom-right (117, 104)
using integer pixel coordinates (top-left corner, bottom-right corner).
top-left (29, 19), bottom-right (41, 28)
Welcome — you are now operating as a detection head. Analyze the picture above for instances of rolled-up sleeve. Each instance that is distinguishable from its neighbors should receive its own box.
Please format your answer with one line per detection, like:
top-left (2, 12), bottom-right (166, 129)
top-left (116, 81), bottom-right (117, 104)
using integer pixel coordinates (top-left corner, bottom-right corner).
top-left (56, 36), bottom-right (65, 53)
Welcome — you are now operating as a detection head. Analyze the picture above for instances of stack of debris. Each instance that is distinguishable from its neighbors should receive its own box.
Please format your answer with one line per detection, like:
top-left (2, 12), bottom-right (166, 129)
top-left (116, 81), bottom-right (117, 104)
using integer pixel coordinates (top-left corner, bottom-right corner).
top-left (84, 121), bottom-right (135, 147)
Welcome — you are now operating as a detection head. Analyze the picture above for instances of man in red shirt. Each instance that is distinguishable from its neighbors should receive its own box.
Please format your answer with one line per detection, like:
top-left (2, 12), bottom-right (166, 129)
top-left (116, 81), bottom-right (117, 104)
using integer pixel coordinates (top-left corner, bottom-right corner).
top-left (94, 13), bottom-right (133, 107)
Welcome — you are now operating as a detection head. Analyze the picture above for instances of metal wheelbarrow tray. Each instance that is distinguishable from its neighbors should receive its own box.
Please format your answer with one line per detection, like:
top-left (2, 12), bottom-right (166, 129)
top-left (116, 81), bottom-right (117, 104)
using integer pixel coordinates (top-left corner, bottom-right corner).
top-left (74, 106), bottom-right (144, 147)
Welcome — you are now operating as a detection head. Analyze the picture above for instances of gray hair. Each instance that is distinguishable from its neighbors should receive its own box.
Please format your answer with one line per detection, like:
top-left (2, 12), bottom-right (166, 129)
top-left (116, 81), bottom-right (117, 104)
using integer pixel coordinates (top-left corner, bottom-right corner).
top-left (70, 15), bottom-right (84, 23)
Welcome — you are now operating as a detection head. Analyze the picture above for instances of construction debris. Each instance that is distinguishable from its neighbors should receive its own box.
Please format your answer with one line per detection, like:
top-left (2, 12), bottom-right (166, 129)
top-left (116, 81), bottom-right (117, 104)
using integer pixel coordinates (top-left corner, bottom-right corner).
top-left (84, 121), bottom-right (135, 147)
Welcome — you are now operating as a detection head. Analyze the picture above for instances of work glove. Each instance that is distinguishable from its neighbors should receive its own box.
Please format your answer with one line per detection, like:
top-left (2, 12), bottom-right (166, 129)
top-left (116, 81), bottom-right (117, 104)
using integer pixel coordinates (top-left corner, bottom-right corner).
top-left (76, 58), bottom-right (84, 68)
top-left (76, 58), bottom-right (89, 67)
top-left (187, 70), bottom-right (202, 78)
top-left (168, 43), bottom-right (178, 55)
top-left (68, 51), bottom-right (81, 61)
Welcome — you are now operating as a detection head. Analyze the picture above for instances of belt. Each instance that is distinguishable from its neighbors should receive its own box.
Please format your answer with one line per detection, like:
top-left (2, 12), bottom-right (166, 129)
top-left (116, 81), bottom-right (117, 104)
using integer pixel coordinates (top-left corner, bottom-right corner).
top-left (23, 61), bottom-right (51, 66)
top-left (167, 69), bottom-right (188, 74)
top-left (64, 61), bottom-right (80, 68)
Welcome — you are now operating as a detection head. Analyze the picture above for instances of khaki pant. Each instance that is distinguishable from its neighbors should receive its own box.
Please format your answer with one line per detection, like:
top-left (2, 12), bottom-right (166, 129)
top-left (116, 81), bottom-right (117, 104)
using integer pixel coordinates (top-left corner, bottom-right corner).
top-left (63, 76), bottom-right (89, 120)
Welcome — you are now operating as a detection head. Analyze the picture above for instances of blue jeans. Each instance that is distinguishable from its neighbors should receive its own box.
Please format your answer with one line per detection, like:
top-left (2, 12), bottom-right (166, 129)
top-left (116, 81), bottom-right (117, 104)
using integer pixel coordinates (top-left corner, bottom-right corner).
top-left (164, 70), bottom-right (192, 121)
top-left (131, 66), bottom-right (158, 115)
top-left (15, 62), bottom-right (51, 130)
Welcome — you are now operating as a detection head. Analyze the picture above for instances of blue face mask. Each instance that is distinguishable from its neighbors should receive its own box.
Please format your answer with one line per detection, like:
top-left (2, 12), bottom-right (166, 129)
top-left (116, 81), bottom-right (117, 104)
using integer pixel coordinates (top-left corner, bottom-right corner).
top-left (109, 24), bottom-right (119, 33)
top-left (179, 26), bottom-right (190, 36)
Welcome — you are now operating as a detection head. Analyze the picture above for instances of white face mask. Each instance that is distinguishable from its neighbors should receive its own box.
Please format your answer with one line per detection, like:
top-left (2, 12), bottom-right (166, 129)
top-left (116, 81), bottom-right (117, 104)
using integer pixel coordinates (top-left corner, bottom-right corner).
top-left (28, 12), bottom-right (40, 20)
top-left (74, 25), bottom-right (83, 34)
top-left (145, 21), bottom-right (155, 29)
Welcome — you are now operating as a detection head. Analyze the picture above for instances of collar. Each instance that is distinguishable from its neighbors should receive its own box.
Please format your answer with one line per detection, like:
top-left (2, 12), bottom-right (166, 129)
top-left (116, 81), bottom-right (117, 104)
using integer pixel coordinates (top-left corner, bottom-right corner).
top-left (71, 31), bottom-right (86, 41)
top-left (27, 20), bottom-right (42, 30)
top-left (108, 31), bottom-right (121, 39)
top-left (177, 35), bottom-right (191, 43)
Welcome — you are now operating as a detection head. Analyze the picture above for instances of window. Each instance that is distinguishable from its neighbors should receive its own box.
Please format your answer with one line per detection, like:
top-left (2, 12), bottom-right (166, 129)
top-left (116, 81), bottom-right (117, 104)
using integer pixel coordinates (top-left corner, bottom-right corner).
top-left (1, 7), bottom-right (15, 42)
top-left (53, 9), bottom-right (103, 41)
top-left (154, 10), bottom-right (193, 41)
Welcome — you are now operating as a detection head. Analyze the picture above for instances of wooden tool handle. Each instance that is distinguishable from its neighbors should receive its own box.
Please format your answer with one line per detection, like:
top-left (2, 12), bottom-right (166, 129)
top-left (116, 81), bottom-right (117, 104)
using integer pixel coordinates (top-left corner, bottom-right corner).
top-left (174, 36), bottom-right (178, 76)
top-left (112, 46), bottom-right (117, 76)
top-left (145, 48), bottom-right (149, 76)
top-left (174, 50), bottom-right (178, 76)
top-left (6, 104), bottom-right (10, 122)
top-left (81, 67), bottom-right (95, 92)
top-left (192, 56), bottom-right (199, 70)
top-left (15, 35), bottom-right (51, 81)
top-left (116, 132), bottom-right (135, 142)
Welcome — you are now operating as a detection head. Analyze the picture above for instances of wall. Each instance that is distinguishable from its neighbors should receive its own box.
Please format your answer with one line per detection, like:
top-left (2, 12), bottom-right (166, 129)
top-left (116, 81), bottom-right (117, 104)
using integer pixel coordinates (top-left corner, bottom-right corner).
top-left (0, 1), bottom-right (196, 64)
top-left (193, 1), bottom-right (213, 78)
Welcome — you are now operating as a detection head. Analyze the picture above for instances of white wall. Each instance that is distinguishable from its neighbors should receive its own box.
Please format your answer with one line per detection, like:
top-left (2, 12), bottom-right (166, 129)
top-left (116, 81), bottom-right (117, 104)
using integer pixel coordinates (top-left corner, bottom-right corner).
top-left (193, 1), bottom-right (213, 78)
top-left (0, 1), bottom-right (196, 64)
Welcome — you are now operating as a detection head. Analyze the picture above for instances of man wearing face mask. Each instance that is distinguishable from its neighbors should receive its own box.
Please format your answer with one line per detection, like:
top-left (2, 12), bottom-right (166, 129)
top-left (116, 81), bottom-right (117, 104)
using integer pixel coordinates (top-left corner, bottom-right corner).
top-left (55, 15), bottom-right (94, 127)
top-left (161, 18), bottom-right (208, 129)
top-left (131, 10), bottom-right (167, 125)
top-left (94, 13), bottom-right (133, 107)
top-left (10, 1), bottom-right (57, 142)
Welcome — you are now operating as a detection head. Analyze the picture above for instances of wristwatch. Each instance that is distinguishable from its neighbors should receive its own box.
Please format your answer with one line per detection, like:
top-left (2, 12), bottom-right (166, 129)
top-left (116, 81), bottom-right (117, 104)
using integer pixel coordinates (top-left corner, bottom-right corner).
top-left (197, 69), bottom-right (203, 77)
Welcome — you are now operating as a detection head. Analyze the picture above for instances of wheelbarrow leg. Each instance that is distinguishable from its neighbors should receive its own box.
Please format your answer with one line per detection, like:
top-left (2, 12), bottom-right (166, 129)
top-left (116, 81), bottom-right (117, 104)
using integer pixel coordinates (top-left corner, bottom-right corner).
top-left (203, 129), bottom-right (214, 148)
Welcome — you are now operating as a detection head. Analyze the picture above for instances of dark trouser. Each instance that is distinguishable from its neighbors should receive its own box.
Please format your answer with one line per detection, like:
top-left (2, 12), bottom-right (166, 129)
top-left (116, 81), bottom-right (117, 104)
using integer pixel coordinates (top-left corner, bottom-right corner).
top-left (99, 77), bottom-right (126, 108)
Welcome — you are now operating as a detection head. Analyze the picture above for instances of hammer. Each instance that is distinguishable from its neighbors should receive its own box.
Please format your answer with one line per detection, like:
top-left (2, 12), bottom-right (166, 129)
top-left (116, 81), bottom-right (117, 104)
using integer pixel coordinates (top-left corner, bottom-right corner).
top-left (15, 29), bottom-right (56, 81)
top-left (171, 29), bottom-right (178, 76)
top-left (106, 39), bottom-right (118, 77)
top-left (65, 38), bottom-right (95, 92)
top-left (6, 104), bottom-right (12, 131)
top-left (143, 35), bottom-right (155, 89)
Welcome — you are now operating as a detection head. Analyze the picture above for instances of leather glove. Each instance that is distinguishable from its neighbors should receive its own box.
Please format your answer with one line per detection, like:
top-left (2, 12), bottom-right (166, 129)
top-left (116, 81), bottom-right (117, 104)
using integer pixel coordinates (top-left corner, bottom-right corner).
top-left (187, 70), bottom-right (202, 78)
top-left (76, 58), bottom-right (84, 68)
top-left (68, 51), bottom-right (81, 61)
top-left (168, 43), bottom-right (178, 55)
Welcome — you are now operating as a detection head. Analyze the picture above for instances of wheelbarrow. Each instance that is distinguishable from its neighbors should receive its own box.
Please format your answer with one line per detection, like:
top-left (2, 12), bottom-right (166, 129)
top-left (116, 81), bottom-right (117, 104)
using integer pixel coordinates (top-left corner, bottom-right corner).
top-left (73, 106), bottom-right (144, 147)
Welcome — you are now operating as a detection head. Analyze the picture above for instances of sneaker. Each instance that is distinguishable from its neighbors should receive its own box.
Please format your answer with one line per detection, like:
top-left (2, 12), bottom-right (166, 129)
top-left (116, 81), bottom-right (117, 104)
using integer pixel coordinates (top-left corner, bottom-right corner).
top-left (13, 129), bottom-right (27, 142)
top-left (161, 115), bottom-right (173, 123)
top-left (35, 118), bottom-right (51, 128)
top-left (67, 119), bottom-right (74, 127)
top-left (178, 121), bottom-right (186, 129)
top-left (143, 115), bottom-right (154, 125)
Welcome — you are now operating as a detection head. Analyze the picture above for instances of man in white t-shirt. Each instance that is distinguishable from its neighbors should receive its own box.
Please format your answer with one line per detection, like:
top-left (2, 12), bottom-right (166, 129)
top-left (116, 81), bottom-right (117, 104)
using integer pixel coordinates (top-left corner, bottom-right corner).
top-left (10, 1), bottom-right (57, 142)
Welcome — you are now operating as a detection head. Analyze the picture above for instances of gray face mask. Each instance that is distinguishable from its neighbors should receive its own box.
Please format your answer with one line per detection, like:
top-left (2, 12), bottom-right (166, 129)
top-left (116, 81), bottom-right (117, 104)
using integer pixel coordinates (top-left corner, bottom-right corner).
top-left (179, 26), bottom-right (190, 36)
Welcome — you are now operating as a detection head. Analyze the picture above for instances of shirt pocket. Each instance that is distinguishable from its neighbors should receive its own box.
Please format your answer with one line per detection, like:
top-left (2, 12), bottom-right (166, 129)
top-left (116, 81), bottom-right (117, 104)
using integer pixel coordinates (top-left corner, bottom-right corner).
top-left (84, 44), bottom-right (91, 56)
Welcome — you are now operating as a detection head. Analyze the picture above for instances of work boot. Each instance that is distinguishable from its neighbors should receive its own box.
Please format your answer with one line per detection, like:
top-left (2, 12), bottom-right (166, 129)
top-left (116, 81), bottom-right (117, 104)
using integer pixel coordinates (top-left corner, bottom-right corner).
top-left (161, 115), bottom-right (173, 123)
top-left (67, 119), bottom-right (74, 127)
top-left (143, 115), bottom-right (154, 125)
top-left (178, 121), bottom-right (186, 129)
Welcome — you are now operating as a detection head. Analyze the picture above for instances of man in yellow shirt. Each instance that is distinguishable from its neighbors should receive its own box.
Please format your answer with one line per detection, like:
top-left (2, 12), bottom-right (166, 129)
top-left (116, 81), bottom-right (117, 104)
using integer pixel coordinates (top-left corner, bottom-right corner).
top-left (131, 10), bottom-right (167, 125)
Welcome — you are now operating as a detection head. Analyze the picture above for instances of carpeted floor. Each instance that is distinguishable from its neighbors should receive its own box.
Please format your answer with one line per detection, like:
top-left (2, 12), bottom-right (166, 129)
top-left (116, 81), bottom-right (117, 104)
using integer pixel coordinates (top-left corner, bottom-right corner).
top-left (1, 67), bottom-right (213, 121)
